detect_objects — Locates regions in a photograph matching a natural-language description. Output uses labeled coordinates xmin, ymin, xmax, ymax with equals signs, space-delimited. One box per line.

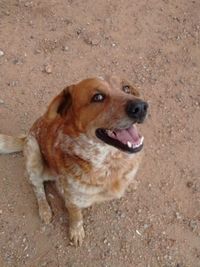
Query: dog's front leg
xmin=66 ymin=203 xmax=85 ymax=247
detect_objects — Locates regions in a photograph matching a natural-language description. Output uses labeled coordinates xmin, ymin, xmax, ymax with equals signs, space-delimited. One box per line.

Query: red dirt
xmin=0 ymin=0 xmax=200 ymax=266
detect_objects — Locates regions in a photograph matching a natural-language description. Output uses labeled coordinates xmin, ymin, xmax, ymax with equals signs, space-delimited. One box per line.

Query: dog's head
xmin=46 ymin=76 xmax=148 ymax=154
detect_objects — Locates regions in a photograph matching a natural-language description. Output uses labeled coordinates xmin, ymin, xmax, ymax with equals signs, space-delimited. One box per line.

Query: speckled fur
xmin=0 ymin=76 xmax=146 ymax=246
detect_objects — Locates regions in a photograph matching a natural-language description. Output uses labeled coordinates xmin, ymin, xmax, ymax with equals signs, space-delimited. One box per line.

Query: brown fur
xmin=0 ymin=76 xmax=147 ymax=246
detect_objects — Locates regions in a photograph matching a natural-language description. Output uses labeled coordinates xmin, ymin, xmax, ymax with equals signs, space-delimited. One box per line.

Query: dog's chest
xmin=54 ymin=133 xmax=143 ymax=207
xmin=58 ymin=150 xmax=142 ymax=208
xmin=95 ymin=152 xmax=141 ymax=197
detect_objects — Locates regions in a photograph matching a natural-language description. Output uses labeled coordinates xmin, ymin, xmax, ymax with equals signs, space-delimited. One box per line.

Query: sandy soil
xmin=0 ymin=0 xmax=200 ymax=266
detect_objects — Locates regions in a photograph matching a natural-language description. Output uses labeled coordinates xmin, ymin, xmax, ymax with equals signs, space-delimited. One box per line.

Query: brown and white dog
xmin=0 ymin=76 xmax=148 ymax=246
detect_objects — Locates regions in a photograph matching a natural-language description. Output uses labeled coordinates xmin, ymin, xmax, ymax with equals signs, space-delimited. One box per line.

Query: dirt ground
xmin=0 ymin=0 xmax=200 ymax=266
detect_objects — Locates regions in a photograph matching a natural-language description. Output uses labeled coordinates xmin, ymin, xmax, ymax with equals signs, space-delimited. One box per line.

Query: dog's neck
xmin=57 ymin=131 xmax=117 ymax=168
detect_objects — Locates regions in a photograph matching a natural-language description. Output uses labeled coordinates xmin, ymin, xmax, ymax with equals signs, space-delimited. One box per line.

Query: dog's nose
xmin=126 ymin=100 xmax=148 ymax=123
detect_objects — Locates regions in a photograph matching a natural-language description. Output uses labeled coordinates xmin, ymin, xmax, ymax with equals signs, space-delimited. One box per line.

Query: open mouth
xmin=95 ymin=125 xmax=144 ymax=153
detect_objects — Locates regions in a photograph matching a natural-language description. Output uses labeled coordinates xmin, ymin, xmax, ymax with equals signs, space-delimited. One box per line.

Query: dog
xmin=0 ymin=75 xmax=148 ymax=246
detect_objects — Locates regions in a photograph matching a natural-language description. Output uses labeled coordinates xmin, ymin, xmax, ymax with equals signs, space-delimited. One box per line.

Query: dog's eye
xmin=91 ymin=93 xmax=105 ymax=102
xmin=122 ymin=85 xmax=131 ymax=94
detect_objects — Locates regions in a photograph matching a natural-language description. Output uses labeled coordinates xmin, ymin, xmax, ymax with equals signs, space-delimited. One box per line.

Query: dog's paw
xmin=38 ymin=200 xmax=52 ymax=224
xmin=69 ymin=223 xmax=85 ymax=247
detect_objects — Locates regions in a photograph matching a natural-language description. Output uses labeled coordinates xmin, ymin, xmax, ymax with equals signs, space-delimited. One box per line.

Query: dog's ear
xmin=46 ymin=86 xmax=73 ymax=119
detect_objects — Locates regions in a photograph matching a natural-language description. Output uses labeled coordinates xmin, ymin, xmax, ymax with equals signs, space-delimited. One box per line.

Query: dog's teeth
xmin=135 ymin=142 xmax=140 ymax=148
xmin=107 ymin=130 xmax=113 ymax=136
xmin=127 ymin=141 xmax=132 ymax=148
xmin=132 ymin=136 xmax=144 ymax=148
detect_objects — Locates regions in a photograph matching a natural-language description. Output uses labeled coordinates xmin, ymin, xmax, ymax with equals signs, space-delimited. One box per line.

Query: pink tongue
xmin=114 ymin=125 xmax=140 ymax=144
xmin=127 ymin=126 xmax=140 ymax=141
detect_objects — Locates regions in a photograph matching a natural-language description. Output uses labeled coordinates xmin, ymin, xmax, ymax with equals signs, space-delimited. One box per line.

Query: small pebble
xmin=24 ymin=2 xmax=33 ymax=7
xmin=0 ymin=50 xmax=4 ymax=57
xmin=103 ymin=238 xmax=110 ymax=246
xmin=186 ymin=181 xmax=193 ymax=188
xmin=41 ymin=262 xmax=48 ymax=267
xmin=63 ymin=46 xmax=69 ymax=51
xmin=44 ymin=64 xmax=52 ymax=74
xmin=0 ymin=210 xmax=2 ymax=214
xmin=7 ymin=80 xmax=18 ymax=86
xmin=90 ymin=39 xmax=100 ymax=46
xmin=175 ymin=212 xmax=182 ymax=220
xmin=34 ymin=49 xmax=41 ymax=54
xmin=136 ymin=230 xmax=142 ymax=236
xmin=4 ymin=11 xmax=10 ymax=16
xmin=0 ymin=99 xmax=4 ymax=104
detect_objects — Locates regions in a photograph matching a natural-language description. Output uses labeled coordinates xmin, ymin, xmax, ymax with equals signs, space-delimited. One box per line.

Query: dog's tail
xmin=0 ymin=134 xmax=26 ymax=154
